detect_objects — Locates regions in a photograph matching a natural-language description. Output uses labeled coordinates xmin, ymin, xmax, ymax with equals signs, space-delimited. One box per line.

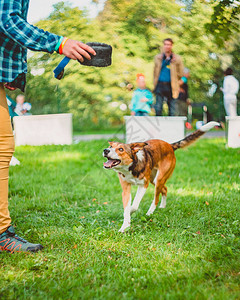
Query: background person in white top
xmin=221 ymin=68 xmax=239 ymax=117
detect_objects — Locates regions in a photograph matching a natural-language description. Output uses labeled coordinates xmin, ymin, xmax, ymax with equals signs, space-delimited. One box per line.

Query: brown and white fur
xmin=103 ymin=121 xmax=219 ymax=232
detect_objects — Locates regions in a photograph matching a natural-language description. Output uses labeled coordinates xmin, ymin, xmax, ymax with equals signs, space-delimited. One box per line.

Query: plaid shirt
xmin=0 ymin=0 xmax=62 ymax=91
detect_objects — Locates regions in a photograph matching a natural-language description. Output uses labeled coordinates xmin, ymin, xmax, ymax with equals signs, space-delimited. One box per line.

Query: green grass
xmin=1 ymin=138 xmax=240 ymax=299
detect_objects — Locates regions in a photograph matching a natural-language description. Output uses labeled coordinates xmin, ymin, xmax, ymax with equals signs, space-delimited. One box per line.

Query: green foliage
xmin=0 ymin=138 xmax=240 ymax=298
xmin=6 ymin=0 xmax=238 ymax=129
xmin=205 ymin=0 xmax=240 ymax=47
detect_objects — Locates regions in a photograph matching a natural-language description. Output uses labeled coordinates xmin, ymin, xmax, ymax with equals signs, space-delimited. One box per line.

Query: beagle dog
xmin=103 ymin=122 xmax=219 ymax=232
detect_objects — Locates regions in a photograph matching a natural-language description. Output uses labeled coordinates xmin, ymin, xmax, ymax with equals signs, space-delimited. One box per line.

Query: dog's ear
xmin=108 ymin=141 xmax=114 ymax=146
xmin=130 ymin=142 xmax=148 ymax=153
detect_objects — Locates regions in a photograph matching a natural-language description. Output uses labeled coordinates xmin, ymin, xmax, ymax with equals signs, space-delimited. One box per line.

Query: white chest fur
xmin=114 ymin=165 xmax=144 ymax=186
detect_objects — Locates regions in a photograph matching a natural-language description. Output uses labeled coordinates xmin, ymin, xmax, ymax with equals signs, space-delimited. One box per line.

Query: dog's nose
xmin=104 ymin=148 xmax=110 ymax=155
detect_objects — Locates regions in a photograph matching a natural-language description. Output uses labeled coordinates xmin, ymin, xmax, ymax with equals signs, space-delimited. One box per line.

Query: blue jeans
xmin=155 ymin=94 xmax=176 ymax=116
xmin=135 ymin=111 xmax=148 ymax=116
xmin=154 ymin=82 xmax=176 ymax=116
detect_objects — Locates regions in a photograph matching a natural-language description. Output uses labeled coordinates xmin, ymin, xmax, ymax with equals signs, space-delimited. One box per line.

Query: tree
xmin=205 ymin=0 xmax=240 ymax=46
xmin=6 ymin=0 xmax=235 ymax=129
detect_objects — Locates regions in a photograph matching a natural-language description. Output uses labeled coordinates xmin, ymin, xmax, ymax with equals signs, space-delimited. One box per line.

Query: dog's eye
xmin=119 ymin=148 xmax=124 ymax=152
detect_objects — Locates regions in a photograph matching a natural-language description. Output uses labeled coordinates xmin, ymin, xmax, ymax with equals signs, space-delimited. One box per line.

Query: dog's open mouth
xmin=104 ymin=158 xmax=121 ymax=168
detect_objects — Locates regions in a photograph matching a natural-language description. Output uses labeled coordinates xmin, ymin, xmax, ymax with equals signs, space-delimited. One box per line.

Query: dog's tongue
xmin=104 ymin=159 xmax=115 ymax=168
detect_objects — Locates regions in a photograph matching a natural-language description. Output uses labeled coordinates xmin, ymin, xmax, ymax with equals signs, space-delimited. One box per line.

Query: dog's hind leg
xmin=130 ymin=186 xmax=147 ymax=214
xmin=147 ymin=157 xmax=175 ymax=216
xmin=147 ymin=173 xmax=168 ymax=216
xmin=152 ymin=172 xmax=167 ymax=209
xmin=159 ymin=186 xmax=167 ymax=208
xmin=146 ymin=185 xmax=162 ymax=216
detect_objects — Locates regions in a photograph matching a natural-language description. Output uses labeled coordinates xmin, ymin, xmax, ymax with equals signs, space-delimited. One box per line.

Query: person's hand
xmin=159 ymin=53 xmax=164 ymax=60
xmin=151 ymin=107 xmax=156 ymax=114
xmin=131 ymin=111 xmax=136 ymax=116
xmin=140 ymin=97 xmax=148 ymax=102
xmin=179 ymin=79 xmax=184 ymax=86
xmin=179 ymin=87 xmax=185 ymax=93
xmin=62 ymin=39 xmax=96 ymax=62
xmin=4 ymin=83 xmax=17 ymax=91
xmin=171 ymin=53 xmax=176 ymax=62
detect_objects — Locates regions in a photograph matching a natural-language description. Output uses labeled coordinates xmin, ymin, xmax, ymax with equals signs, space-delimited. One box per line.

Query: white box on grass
xmin=225 ymin=116 xmax=240 ymax=148
xmin=124 ymin=116 xmax=187 ymax=144
xmin=13 ymin=113 xmax=73 ymax=146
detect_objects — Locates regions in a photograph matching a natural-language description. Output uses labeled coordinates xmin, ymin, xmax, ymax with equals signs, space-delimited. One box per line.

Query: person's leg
xmin=224 ymin=98 xmax=230 ymax=116
xmin=168 ymin=98 xmax=177 ymax=116
xmin=0 ymin=83 xmax=14 ymax=235
xmin=136 ymin=112 xmax=148 ymax=116
xmin=229 ymin=100 xmax=237 ymax=117
xmin=175 ymin=100 xmax=180 ymax=116
xmin=163 ymin=85 xmax=175 ymax=116
xmin=176 ymin=101 xmax=188 ymax=116
xmin=0 ymin=83 xmax=43 ymax=253
xmin=154 ymin=93 xmax=164 ymax=116
xmin=182 ymin=102 xmax=188 ymax=116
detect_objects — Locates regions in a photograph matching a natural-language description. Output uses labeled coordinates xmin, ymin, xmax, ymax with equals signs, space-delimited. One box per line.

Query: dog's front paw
xmin=146 ymin=210 xmax=152 ymax=216
xmin=118 ymin=223 xmax=130 ymax=233
xmin=146 ymin=203 xmax=156 ymax=216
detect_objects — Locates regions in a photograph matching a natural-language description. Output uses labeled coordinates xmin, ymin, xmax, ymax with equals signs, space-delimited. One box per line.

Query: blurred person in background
xmin=220 ymin=67 xmax=239 ymax=117
xmin=130 ymin=74 xmax=153 ymax=116
xmin=15 ymin=94 xmax=32 ymax=115
xmin=175 ymin=68 xmax=191 ymax=117
xmin=153 ymin=38 xmax=184 ymax=116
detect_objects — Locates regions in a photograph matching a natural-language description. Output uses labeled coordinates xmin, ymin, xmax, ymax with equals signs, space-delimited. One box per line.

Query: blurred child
xmin=15 ymin=94 xmax=32 ymax=116
xmin=130 ymin=74 xmax=153 ymax=116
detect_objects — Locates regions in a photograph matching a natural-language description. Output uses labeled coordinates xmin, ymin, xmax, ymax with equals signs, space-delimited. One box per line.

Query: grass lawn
xmin=1 ymin=138 xmax=239 ymax=299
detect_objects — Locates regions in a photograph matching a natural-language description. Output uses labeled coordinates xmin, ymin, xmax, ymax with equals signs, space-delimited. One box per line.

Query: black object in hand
xmin=78 ymin=42 xmax=112 ymax=67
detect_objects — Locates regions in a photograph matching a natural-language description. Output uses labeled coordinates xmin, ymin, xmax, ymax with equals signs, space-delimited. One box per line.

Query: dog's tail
xmin=171 ymin=121 xmax=220 ymax=151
